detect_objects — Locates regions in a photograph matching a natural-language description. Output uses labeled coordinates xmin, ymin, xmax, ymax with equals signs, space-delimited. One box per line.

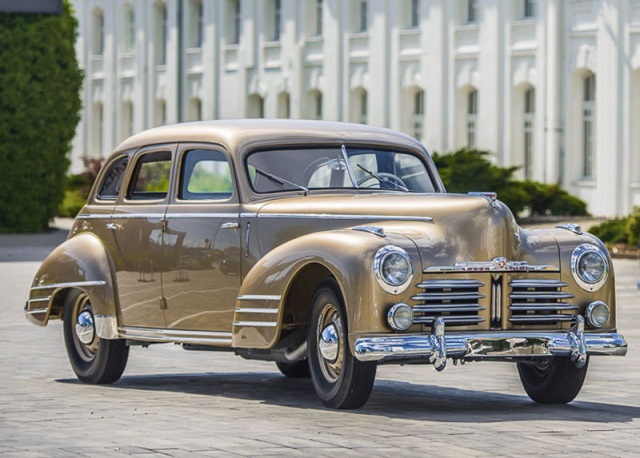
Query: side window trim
xmin=96 ymin=156 xmax=130 ymax=202
xmin=121 ymin=145 xmax=175 ymax=204
xmin=174 ymin=144 xmax=238 ymax=204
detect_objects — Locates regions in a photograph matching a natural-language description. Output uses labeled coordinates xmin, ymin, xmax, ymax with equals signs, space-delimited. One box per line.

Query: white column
xmin=544 ymin=0 xmax=562 ymax=184
xmin=477 ymin=0 xmax=501 ymax=156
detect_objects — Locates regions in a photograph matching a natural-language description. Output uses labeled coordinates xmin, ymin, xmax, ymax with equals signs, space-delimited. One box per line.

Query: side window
xmin=97 ymin=157 xmax=129 ymax=200
xmin=128 ymin=151 xmax=172 ymax=200
xmin=179 ymin=149 xmax=234 ymax=200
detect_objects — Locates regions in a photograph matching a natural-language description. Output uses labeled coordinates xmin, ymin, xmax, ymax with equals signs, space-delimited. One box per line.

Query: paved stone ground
xmin=1 ymin=226 xmax=639 ymax=457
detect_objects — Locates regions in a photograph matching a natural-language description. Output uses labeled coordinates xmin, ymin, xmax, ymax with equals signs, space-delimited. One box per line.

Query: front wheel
xmin=63 ymin=291 xmax=129 ymax=384
xmin=307 ymin=278 xmax=376 ymax=409
xmin=517 ymin=357 xmax=589 ymax=404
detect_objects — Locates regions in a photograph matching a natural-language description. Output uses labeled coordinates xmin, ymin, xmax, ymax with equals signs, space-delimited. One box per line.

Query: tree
xmin=0 ymin=1 xmax=83 ymax=232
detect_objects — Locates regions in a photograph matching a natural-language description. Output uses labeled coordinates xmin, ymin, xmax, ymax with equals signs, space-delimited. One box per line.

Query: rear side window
xmin=128 ymin=151 xmax=172 ymax=200
xmin=97 ymin=158 xmax=129 ymax=200
xmin=179 ymin=149 xmax=233 ymax=200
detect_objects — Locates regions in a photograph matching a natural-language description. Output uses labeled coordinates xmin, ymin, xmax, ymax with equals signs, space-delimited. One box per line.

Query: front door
xmin=111 ymin=145 xmax=175 ymax=328
xmin=161 ymin=145 xmax=241 ymax=332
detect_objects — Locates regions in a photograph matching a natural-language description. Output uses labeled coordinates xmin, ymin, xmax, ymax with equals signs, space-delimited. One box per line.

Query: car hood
xmin=255 ymin=193 xmax=560 ymax=270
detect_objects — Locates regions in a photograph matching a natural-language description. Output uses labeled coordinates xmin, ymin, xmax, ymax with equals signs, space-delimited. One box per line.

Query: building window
xmin=316 ymin=0 xmax=323 ymax=36
xmin=93 ymin=9 xmax=104 ymax=56
xmin=410 ymin=0 xmax=420 ymax=28
xmin=155 ymin=99 xmax=166 ymax=126
xmin=310 ymin=90 xmax=322 ymax=120
xmin=467 ymin=0 xmax=478 ymax=24
xmin=122 ymin=6 xmax=135 ymax=53
xmin=412 ymin=90 xmax=425 ymax=141
xmin=232 ymin=0 xmax=241 ymax=44
xmin=277 ymin=92 xmax=291 ymax=119
xmin=523 ymin=87 xmax=535 ymax=179
xmin=582 ymin=72 xmax=596 ymax=179
xmin=273 ymin=0 xmax=282 ymax=41
xmin=123 ymin=101 xmax=134 ymax=139
xmin=193 ymin=0 xmax=204 ymax=48
xmin=524 ymin=0 xmax=537 ymax=19
xmin=92 ymin=102 xmax=103 ymax=157
xmin=467 ymin=89 xmax=478 ymax=148
xmin=189 ymin=98 xmax=203 ymax=121
xmin=247 ymin=94 xmax=265 ymax=118
xmin=359 ymin=0 xmax=368 ymax=32
xmin=156 ymin=3 xmax=168 ymax=65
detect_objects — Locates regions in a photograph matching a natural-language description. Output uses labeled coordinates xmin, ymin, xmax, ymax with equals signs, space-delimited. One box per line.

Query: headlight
xmin=374 ymin=245 xmax=414 ymax=294
xmin=571 ymin=244 xmax=609 ymax=291
xmin=586 ymin=301 xmax=610 ymax=328
xmin=387 ymin=303 xmax=414 ymax=331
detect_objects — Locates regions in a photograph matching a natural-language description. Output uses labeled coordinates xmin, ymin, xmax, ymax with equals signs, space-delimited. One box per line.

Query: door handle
xmin=106 ymin=223 xmax=120 ymax=230
xmin=221 ymin=222 xmax=239 ymax=229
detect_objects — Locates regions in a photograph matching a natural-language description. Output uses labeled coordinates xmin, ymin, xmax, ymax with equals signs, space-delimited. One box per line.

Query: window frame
xmin=94 ymin=155 xmax=130 ymax=203
xmin=243 ymin=144 xmax=438 ymax=196
xmin=175 ymin=146 xmax=238 ymax=203
xmin=124 ymin=148 xmax=174 ymax=203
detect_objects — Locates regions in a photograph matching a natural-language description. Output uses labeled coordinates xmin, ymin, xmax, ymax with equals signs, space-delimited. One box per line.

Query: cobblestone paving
xmin=1 ymin=229 xmax=639 ymax=456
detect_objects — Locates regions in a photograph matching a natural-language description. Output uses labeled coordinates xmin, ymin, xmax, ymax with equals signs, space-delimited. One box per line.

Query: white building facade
xmin=69 ymin=0 xmax=640 ymax=216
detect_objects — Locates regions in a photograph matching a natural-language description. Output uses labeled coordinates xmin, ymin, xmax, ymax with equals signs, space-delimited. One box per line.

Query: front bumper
xmin=354 ymin=317 xmax=627 ymax=369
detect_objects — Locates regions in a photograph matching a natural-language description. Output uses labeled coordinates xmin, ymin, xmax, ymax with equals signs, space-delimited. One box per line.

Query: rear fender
xmin=26 ymin=232 xmax=119 ymax=339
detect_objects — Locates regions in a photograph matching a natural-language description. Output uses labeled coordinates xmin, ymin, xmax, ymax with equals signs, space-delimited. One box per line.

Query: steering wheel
xmin=357 ymin=173 xmax=409 ymax=190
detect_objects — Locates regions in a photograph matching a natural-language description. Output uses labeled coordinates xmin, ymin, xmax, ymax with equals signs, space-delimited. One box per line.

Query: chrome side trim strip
xmin=25 ymin=307 xmax=48 ymax=315
xmin=111 ymin=214 xmax=164 ymax=219
xmin=95 ymin=315 xmax=119 ymax=339
xmin=233 ymin=321 xmax=278 ymax=327
xmin=240 ymin=212 xmax=258 ymax=218
xmin=258 ymin=213 xmax=433 ymax=223
xmin=235 ymin=308 xmax=279 ymax=314
xmin=77 ymin=214 xmax=110 ymax=219
xmin=120 ymin=327 xmax=232 ymax=337
xmin=165 ymin=213 xmax=239 ymax=219
xmin=118 ymin=327 xmax=233 ymax=345
xmin=30 ymin=280 xmax=107 ymax=291
xmin=237 ymin=295 xmax=282 ymax=301
xmin=27 ymin=296 xmax=51 ymax=303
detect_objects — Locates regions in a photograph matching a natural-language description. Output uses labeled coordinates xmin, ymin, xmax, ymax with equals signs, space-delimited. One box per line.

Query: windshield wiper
xmin=254 ymin=167 xmax=309 ymax=196
xmin=356 ymin=164 xmax=409 ymax=192
xmin=341 ymin=145 xmax=359 ymax=188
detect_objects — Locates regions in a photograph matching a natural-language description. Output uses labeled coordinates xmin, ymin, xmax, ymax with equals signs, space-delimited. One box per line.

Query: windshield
xmin=246 ymin=146 xmax=437 ymax=194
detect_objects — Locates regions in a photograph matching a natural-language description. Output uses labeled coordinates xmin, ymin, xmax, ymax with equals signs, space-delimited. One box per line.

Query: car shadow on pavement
xmin=57 ymin=371 xmax=640 ymax=423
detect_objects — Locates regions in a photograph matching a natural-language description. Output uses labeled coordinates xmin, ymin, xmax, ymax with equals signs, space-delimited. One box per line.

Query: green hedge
xmin=432 ymin=149 xmax=589 ymax=218
xmin=589 ymin=207 xmax=640 ymax=247
xmin=0 ymin=1 xmax=82 ymax=231
xmin=58 ymin=158 xmax=103 ymax=218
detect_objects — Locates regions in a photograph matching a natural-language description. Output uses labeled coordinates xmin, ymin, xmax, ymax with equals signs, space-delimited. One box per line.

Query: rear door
xmin=161 ymin=144 xmax=241 ymax=332
xmin=111 ymin=145 xmax=175 ymax=328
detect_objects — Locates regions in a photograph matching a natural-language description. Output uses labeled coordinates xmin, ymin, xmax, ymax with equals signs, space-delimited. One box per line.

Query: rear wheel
xmin=517 ymin=357 xmax=589 ymax=404
xmin=63 ymin=291 xmax=129 ymax=384
xmin=307 ymin=278 xmax=376 ymax=409
xmin=276 ymin=360 xmax=310 ymax=378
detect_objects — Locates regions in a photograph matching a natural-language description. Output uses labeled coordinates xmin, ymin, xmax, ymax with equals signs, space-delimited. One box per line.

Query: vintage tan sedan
xmin=26 ymin=120 xmax=627 ymax=409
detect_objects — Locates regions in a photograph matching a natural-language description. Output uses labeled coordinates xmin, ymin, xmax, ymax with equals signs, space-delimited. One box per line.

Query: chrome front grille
xmin=412 ymin=279 xmax=486 ymax=326
xmin=508 ymin=279 xmax=577 ymax=324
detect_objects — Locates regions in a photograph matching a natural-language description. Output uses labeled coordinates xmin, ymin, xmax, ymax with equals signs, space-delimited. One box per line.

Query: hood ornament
xmin=425 ymin=257 xmax=559 ymax=273
xmin=468 ymin=192 xmax=498 ymax=208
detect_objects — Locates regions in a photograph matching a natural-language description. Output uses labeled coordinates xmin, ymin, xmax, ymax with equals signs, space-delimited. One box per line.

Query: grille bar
xmin=508 ymin=292 xmax=575 ymax=300
xmin=414 ymin=315 xmax=486 ymax=324
xmin=412 ymin=292 xmax=485 ymax=301
xmin=413 ymin=304 xmax=485 ymax=313
xmin=509 ymin=315 xmax=575 ymax=323
xmin=508 ymin=277 xmax=576 ymax=325
xmin=413 ymin=278 xmax=485 ymax=327
xmin=510 ymin=302 xmax=579 ymax=311
xmin=416 ymin=280 xmax=485 ymax=289
xmin=509 ymin=279 xmax=568 ymax=288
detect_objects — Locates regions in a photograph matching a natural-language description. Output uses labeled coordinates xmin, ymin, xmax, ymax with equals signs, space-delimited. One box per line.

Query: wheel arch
xmin=26 ymin=232 xmax=120 ymax=339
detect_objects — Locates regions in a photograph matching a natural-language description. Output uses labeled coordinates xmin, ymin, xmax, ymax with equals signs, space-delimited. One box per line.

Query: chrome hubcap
xmin=319 ymin=324 xmax=339 ymax=362
xmin=75 ymin=310 xmax=95 ymax=345
xmin=316 ymin=303 xmax=344 ymax=383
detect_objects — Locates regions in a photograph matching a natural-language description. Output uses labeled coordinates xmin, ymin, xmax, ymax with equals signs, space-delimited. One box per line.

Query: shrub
xmin=0 ymin=2 xmax=83 ymax=231
xmin=589 ymin=218 xmax=629 ymax=245
xmin=58 ymin=157 xmax=104 ymax=218
xmin=432 ymin=149 xmax=588 ymax=218
xmin=625 ymin=207 xmax=640 ymax=246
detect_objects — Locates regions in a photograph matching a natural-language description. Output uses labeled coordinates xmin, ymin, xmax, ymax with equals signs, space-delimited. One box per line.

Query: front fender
xmin=26 ymin=232 xmax=119 ymax=338
xmin=232 ymin=229 xmax=420 ymax=349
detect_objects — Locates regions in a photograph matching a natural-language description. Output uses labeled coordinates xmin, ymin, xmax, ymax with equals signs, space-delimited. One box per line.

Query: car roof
xmin=114 ymin=119 xmax=427 ymax=159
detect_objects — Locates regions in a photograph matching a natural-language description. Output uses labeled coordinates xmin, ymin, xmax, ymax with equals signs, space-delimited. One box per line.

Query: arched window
xmin=582 ymin=72 xmax=596 ymax=178
xmin=189 ymin=98 xmax=202 ymax=121
xmin=350 ymin=89 xmax=368 ymax=124
xmin=155 ymin=3 xmax=168 ymax=65
xmin=523 ymin=87 xmax=535 ymax=179
xmin=93 ymin=9 xmax=104 ymax=56
xmin=123 ymin=101 xmax=134 ymax=139
xmin=524 ymin=0 xmax=537 ymax=19
xmin=308 ymin=90 xmax=322 ymax=120
xmin=155 ymin=99 xmax=166 ymax=126
xmin=277 ymin=92 xmax=291 ymax=118
xmin=467 ymin=88 xmax=478 ymax=148
xmin=247 ymin=94 xmax=265 ymax=118
xmin=92 ymin=102 xmax=103 ymax=157
xmin=122 ymin=6 xmax=135 ymax=52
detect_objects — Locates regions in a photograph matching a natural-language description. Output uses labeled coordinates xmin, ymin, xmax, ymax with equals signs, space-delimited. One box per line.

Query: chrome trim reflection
xmin=237 ymin=295 xmax=282 ymax=301
xmin=352 ymin=226 xmax=386 ymax=237
xmin=258 ymin=213 xmax=433 ymax=223
xmin=119 ymin=327 xmax=233 ymax=345
xmin=25 ymin=307 xmax=48 ymax=315
xmin=166 ymin=213 xmax=240 ymax=219
xmin=373 ymin=245 xmax=414 ymax=295
xmin=110 ymin=214 xmax=164 ymax=219
xmin=233 ymin=321 xmax=278 ymax=327
xmin=27 ymin=296 xmax=51 ymax=303
xmin=425 ymin=257 xmax=559 ymax=273
xmin=95 ymin=315 xmax=119 ymax=339
xmin=235 ymin=308 xmax=279 ymax=314
xmin=556 ymin=223 xmax=583 ymax=235
xmin=30 ymin=281 xmax=107 ymax=291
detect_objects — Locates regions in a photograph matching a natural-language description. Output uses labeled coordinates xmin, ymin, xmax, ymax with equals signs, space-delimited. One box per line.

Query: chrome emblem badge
xmin=493 ymin=257 xmax=507 ymax=269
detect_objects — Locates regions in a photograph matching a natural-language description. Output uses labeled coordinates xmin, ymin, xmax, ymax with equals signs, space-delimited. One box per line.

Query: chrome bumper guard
xmin=354 ymin=317 xmax=627 ymax=370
